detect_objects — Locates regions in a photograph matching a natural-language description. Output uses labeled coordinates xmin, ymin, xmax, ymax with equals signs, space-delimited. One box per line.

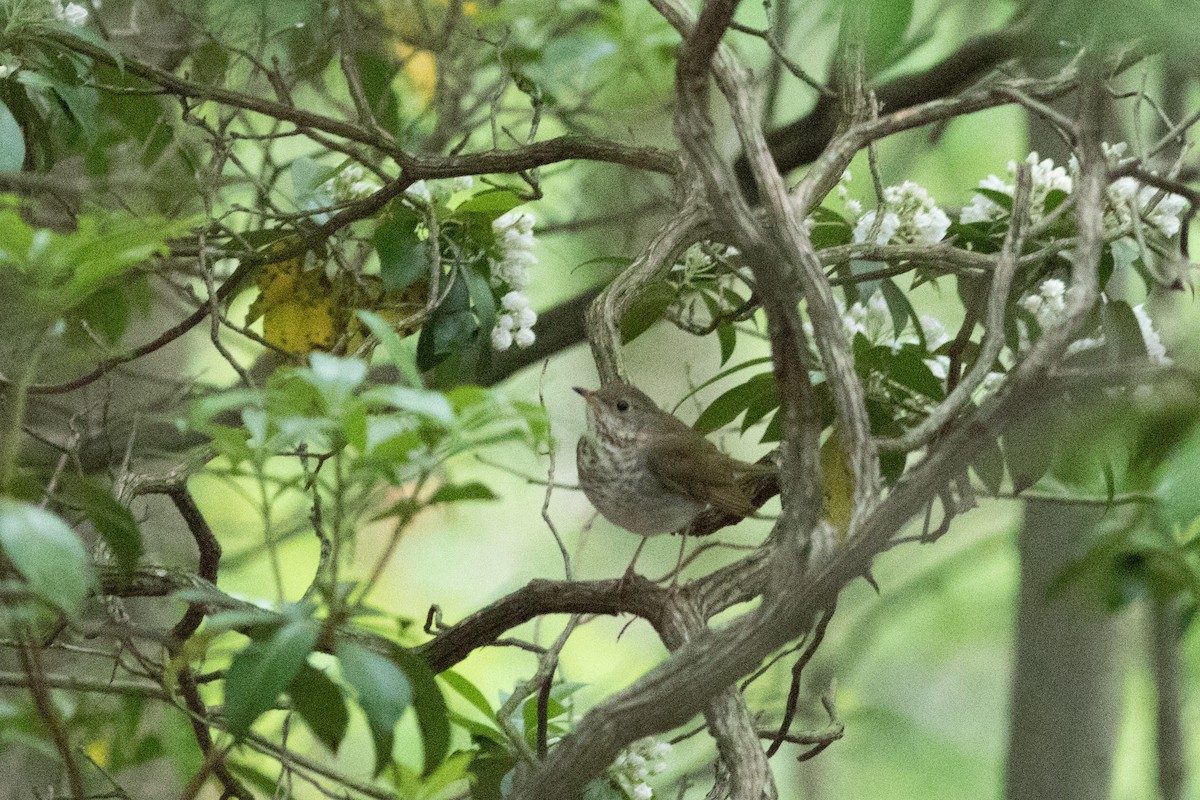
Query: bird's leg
xmin=614 ymin=535 xmax=650 ymax=605
xmin=622 ymin=535 xmax=650 ymax=582
xmin=668 ymin=531 xmax=689 ymax=587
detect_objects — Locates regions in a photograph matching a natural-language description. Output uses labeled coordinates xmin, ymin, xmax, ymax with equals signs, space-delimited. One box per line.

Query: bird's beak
xmin=573 ymin=386 xmax=595 ymax=403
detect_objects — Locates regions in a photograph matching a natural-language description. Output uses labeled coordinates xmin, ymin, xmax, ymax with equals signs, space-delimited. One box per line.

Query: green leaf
xmin=975 ymin=188 xmax=1014 ymax=213
xmin=336 ymin=641 xmax=412 ymax=775
xmin=880 ymin=278 xmax=924 ymax=349
xmin=352 ymin=51 xmax=400 ymax=133
xmin=417 ymin=272 xmax=474 ymax=371
xmin=455 ymin=189 xmax=524 ymax=219
xmin=717 ymin=321 xmax=736 ymax=365
xmin=429 ymin=482 xmax=498 ymax=503
xmin=1004 ymin=413 xmax=1057 ymax=494
xmin=464 ymin=266 xmax=497 ymax=334
xmin=356 ymin=310 xmax=423 ymax=386
xmin=865 ymin=0 xmax=913 ymax=71
xmin=289 ymin=664 xmax=349 ymax=753
xmin=299 ymin=354 xmax=368 ymax=413
xmin=59 ymin=475 xmax=142 ymax=578
xmin=971 ymin=436 xmax=1006 ymax=495
xmin=374 ymin=208 xmax=429 ymax=291
xmin=191 ymin=41 xmax=230 ymax=85
xmin=441 ymin=670 xmax=499 ymax=722
xmin=0 ymin=100 xmax=25 ymax=172
xmin=694 ymin=375 xmax=775 ymax=434
xmin=1044 ymin=188 xmax=1069 ymax=215
xmin=360 ymin=385 xmax=455 ymax=424
xmin=809 ymin=206 xmax=853 ymax=249
xmin=392 ymin=648 xmax=451 ymax=775
xmin=619 ymin=280 xmax=675 ymax=344
xmin=1101 ymin=299 xmax=1149 ymax=363
xmin=0 ymin=499 xmax=94 ymax=618
xmin=223 ymin=618 xmax=320 ymax=740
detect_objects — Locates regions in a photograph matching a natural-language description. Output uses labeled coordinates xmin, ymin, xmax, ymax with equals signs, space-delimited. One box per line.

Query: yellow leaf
xmin=394 ymin=44 xmax=437 ymax=102
xmin=821 ymin=428 xmax=854 ymax=541
xmin=250 ymin=250 xmax=348 ymax=355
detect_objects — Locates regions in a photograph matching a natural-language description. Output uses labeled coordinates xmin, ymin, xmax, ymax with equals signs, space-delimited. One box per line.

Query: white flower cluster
xmin=960 ymin=146 xmax=1188 ymax=239
xmin=53 ymin=0 xmax=88 ymax=26
xmin=960 ymin=152 xmax=1073 ymax=225
xmin=609 ymin=737 xmax=670 ymax=800
xmin=852 ymin=181 xmax=950 ymax=246
xmin=322 ymin=164 xmax=380 ymax=203
xmin=1106 ymin=177 xmax=1188 ymax=238
xmin=405 ymin=175 xmax=474 ymax=203
xmin=489 ymin=209 xmax=537 ymax=291
xmin=488 ymin=209 xmax=539 ymax=350
xmin=1017 ymin=278 xmax=1170 ymax=365
xmin=490 ymin=290 xmax=537 ymax=351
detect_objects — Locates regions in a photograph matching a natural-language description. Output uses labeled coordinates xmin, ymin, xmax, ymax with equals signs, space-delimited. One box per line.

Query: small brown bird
xmin=574 ymin=384 xmax=775 ymax=574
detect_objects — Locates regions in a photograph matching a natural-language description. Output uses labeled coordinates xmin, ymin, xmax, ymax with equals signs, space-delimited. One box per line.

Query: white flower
xmin=490 ymin=326 xmax=513 ymax=352
xmin=322 ymin=164 xmax=380 ymax=203
xmin=407 ymin=180 xmax=431 ymax=201
xmin=496 ymin=313 xmax=515 ymax=331
xmin=1132 ymin=304 xmax=1171 ymax=365
xmin=0 ymin=65 xmax=9 ymax=79
xmin=1020 ymin=278 xmax=1068 ymax=329
xmin=501 ymin=291 xmax=530 ymax=311
xmin=844 ymin=198 xmax=863 ymax=217
xmin=450 ymin=175 xmax=474 ymax=193
xmin=632 ymin=784 xmax=653 ymax=800
xmin=516 ymin=307 xmax=537 ymax=328
xmin=853 ymin=181 xmax=949 ymax=245
xmin=56 ymin=1 xmax=88 ymax=26
xmin=919 ymin=315 xmax=950 ymax=349
xmin=514 ymin=327 xmax=536 ymax=348
xmin=960 ymin=174 xmax=1012 ymax=224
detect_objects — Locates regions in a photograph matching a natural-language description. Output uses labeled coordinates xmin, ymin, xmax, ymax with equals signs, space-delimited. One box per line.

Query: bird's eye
xmin=616 ymin=400 xmax=630 ymax=412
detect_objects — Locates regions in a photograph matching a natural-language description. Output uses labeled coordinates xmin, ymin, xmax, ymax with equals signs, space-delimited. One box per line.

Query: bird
xmin=574 ymin=383 xmax=776 ymax=578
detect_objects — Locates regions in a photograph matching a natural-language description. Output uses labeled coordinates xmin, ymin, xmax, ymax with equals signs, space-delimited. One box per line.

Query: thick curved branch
xmin=735 ymin=12 xmax=1059 ymax=192
xmin=586 ymin=201 xmax=711 ymax=384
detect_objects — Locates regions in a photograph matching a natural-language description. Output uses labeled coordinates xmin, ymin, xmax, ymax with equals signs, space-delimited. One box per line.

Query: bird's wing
xmin=645 ymin=434 xmax=763 ymax=518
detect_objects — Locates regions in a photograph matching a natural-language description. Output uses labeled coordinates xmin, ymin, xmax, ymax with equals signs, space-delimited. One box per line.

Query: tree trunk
xmin=1004 ymin=500 xmax=1122 ymax=800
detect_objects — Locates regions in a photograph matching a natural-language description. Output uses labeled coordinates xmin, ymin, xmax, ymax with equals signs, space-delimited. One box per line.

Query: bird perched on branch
xmin=574 ymin=383 xmax=776 ymax=577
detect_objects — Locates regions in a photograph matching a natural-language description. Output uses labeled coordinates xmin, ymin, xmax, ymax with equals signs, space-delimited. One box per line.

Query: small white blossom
xmin=496 ymin=313 xmax=515 ymax=331
xmin=0 ymin=65 xmax=9 ymax=79
xmin=960 ymin=174 xmax=1013 ymax=224
xmin=1106 ymin=177 xmax=1188 ymax=238
xmin=516 ymin=307 xmax=537 ymax=328
xmin=608 ymin=738 xmax=670 ymax=800
xmin=501 ymin=290 xmax=530 ymax=311
xmin=514 ymin=327 xmax=536 ymax=348
xmin=490 ymin=326 xmax=513 ymax=351
xmin=322 ymin=164 xmax=380 ymax=203
xmin=450 ymin=175 xmax=474 ymax=193
xmin=406 ymin=180 xmax=431 ymax=202
xmin=844 ymin=198 xmax=863 ymax=217
xmin=853 ymin=210 xmax=901 ymax=245
xmin=55 ymin=1 xmax=88 ymax=26
xmin=1132 ymin=303 xmax=1171 ymax=365
xmin=919 ymin=315 xmax=950 ymax=350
